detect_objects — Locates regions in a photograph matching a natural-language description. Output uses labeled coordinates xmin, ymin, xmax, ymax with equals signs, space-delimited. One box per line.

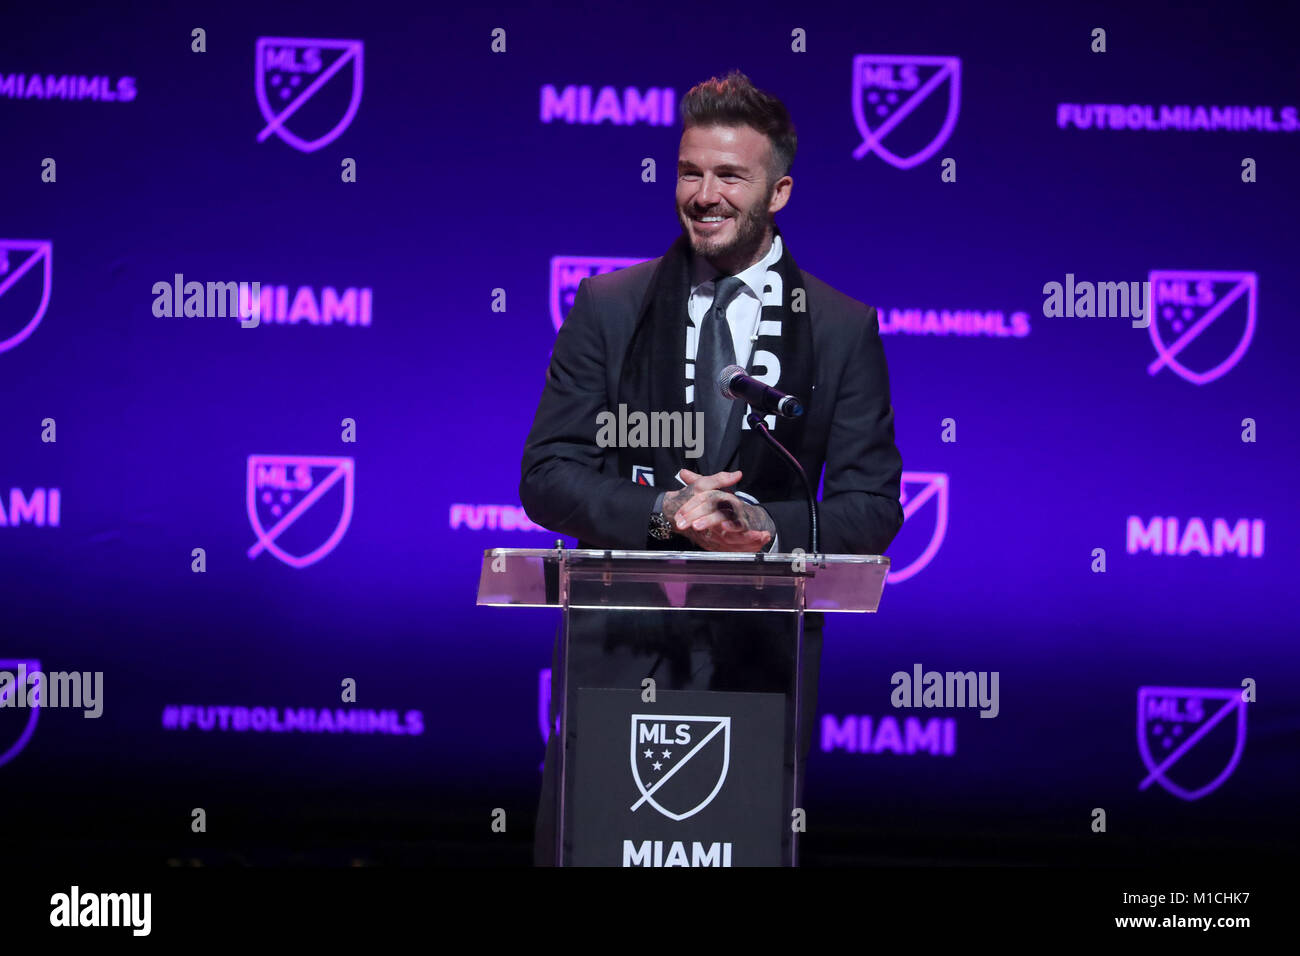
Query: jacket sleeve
xmin=761 ymin=304 xmax=904 ymax=554
xmin=519 ymin=277 xmax=660 ymax=548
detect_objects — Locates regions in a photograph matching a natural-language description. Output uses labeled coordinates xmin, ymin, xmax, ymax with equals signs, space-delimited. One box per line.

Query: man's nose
xmin=693 ymin=174 xmax=722 ymax=206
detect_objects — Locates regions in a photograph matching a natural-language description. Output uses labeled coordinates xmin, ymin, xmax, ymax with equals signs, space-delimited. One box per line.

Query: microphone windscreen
xmin=718 ymin=364 xmax=746 ymax=400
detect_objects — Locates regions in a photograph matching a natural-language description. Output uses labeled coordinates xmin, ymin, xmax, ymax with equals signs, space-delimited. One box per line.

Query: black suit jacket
xmin=520 ymin=252 xmax=904 ymax=555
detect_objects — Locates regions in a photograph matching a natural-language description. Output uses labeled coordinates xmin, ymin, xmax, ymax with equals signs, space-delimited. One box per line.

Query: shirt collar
xmin=690 ymin=232 xmax=784 ymax=302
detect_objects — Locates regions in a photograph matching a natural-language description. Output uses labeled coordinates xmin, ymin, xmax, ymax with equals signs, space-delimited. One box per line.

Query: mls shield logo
xmin=0 ymin=659 xmax=40 ymax=770
xmin=549 ymin=256 xmax=643 ymax=331
xmin=246 ymin=455 xmax=355 ymax=569
xmin=630 ymin=714 xmax=730 ymax=821
xmin=887 ymin=471 xmax=949 ymax=583
xmin=852 ymin=55 xmax=961 ymax=169
xmin=0 ymin=240 xmax=53 ymax=354
xmin=1147 ymin=271 xmax=1257 ymax=385
xmin=1138 ymin=686 xmax=1247 ymax=801
xmin=255 ymin=37 xmax=364 ymax=152
xmin=632 ymin=465 xmax=655 ymax=487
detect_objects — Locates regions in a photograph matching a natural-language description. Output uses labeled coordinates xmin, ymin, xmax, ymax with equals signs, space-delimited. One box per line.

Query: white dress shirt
xmin=667 ymin=233 xmax=785 ymax=551
xmin=686 ymin=233 xmax=784 ymax=377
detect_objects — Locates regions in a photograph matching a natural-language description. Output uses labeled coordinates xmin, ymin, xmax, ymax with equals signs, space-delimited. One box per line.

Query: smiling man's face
xmin=676 ymin=123 xmax=792 ymax=275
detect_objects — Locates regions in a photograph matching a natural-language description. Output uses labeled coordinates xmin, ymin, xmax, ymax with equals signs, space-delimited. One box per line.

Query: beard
xmin=678 ymin=182 xmax=775 ymax=267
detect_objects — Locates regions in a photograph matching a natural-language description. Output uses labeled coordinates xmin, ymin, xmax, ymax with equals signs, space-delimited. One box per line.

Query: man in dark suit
xmin=519 ymin=70 xmax=903 ymax=864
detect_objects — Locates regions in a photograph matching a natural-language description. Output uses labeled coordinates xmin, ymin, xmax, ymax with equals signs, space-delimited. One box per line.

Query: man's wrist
xmin=648 ymin=492 xmax=672 ymax=541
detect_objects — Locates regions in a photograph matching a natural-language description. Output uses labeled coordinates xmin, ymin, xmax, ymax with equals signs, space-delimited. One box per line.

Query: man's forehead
xmin=678 ymin=124 xmax=768 ymax=166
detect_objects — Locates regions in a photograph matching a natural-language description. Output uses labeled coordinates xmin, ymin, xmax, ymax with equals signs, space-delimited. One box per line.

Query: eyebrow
xmin=677 ymin=160 xmax=752 ymax=175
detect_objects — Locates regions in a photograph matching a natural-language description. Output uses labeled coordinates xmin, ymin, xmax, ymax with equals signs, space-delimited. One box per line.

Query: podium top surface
xmin=476 ymin=548 xmax=890 ymax=613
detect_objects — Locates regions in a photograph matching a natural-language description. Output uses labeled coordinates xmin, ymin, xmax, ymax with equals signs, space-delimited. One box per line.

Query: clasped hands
xmin=660 ymin=469 xmax=775 ymax=553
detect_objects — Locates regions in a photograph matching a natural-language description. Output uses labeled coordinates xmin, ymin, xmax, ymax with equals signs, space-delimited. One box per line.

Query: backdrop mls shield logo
xmin=246 ymin=455 xmax=355 ymax=569
xmin=0 ymin=659 xmax=40 ymax=769
xmin=1146 ymin=270 xmax=1257 ymax=385
xmin=255 ymin=37 xmax=364 ymax=152
xmin=1137 ymin=686 xmax=1246 ymax=801
xmin=888 ymin=471 xmax=948 ymax=583
xmin=0 ymin=240 xmax=53 ymax=354
xmin=852 ymin=55 xmax=961 ymax=169
xmin=549 ymin=256 xmax=643 ymax=331
xmin=629 ymin=714 xmax=731 ymax=821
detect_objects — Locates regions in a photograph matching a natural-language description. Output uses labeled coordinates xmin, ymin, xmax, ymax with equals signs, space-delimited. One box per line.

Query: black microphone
xmin=717 ymin=365 xmax=804 ymax=419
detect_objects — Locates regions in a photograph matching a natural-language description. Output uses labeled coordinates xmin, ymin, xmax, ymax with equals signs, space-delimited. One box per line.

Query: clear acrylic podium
xmin=477 ymin=547 xmax=889 ymax=867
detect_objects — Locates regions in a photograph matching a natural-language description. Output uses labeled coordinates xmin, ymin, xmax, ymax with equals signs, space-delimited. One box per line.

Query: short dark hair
xmin=680 ymin=70 xmax=797 ymax=184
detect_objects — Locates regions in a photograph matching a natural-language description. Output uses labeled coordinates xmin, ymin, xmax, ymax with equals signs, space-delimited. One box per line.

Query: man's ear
xmin=768 ymin=174 xmax=792 ymax=215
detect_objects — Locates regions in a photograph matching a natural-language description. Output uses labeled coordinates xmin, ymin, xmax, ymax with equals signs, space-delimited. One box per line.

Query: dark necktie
xmin=695 ymin=274 xmax=747 ymax=474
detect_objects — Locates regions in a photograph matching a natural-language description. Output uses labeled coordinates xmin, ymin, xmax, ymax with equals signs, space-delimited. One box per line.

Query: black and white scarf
xmin=616 ymin=226 xmax=815 ymax=548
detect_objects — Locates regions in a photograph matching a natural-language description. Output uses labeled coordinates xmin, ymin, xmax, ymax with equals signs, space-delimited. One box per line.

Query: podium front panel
xmin=555 ymin=605 xmax=809 ymax=866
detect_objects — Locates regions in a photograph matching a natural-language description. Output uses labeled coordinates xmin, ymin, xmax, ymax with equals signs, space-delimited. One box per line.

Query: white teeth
xmin=698 ymin=216 xmax=724 ymax=222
